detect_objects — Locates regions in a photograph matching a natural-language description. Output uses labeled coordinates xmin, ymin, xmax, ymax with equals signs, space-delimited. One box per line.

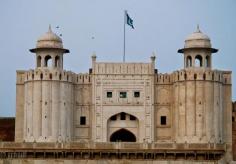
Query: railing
xmin=0 ymin=142 xmax=226 ymax=160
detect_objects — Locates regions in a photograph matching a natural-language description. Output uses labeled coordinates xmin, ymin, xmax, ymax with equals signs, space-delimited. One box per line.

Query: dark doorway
xmin=110 ymin=129 xmax=136 ymax=142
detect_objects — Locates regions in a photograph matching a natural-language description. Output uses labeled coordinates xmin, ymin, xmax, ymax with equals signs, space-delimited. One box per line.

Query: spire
xmin=196 ymin=24 xmax=201 ymax=33
xmin=48 ymin=24 xmax=52 ymax=33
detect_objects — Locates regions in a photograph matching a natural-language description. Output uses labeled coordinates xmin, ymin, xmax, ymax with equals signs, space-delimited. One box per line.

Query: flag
xmin=125 ymin=11 xmax=134 ymax=29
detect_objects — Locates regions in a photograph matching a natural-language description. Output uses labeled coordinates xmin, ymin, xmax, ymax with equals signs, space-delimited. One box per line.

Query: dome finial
xmin=196 ymin=24 xmax=201 ymax=33
xmin=48 ymin=24 xmax=52 ymax=33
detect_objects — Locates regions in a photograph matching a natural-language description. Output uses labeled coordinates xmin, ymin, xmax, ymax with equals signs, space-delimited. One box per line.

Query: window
xmin=160 ymin=116 xmax=166 ymax=125
xmin=130 ymin=115 xmax=136 ymax=121
xmin=120 ymin=92 xmax=127 ymax=98
xmin=120 ymin=112 xmax=126 ymax=120
xmin=80 ymin=116 xmax=86 ymax=125
xmin=107 ymin=92 xmax=112 ymax=98
xmin=134 ymin=91 xmax=140 ymax=98
xmin=110 ymin=115 xmax=117 ymax=121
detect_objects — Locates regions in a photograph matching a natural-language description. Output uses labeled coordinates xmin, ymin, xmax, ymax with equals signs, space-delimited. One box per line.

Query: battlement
xmin=23 ymin=69 xmax=92 ymax=85
xmin=170 ymin=69 xmax=231 ymax=84
xmin=94 ymin=62 xmax=154 ymax=75
xmin=16 ymin=70 xmax=26 ymax=84
xmin=24 ymin=69 xmax=75 ymax=83
xmin=155 ymin=73 xmax=172 ymax=84
xmin=75 ymin=73 xmax=92 ymax=84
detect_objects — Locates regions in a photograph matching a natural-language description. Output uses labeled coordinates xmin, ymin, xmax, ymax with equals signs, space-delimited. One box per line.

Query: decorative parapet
xmin=0 ymin=142 xmax=226 ymax=160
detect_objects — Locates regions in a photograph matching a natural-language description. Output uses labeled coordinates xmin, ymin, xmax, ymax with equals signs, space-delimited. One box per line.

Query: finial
xmin=48 ymin=24 xmax=52 ymax=32
xmin=150 ymin=52 xmax=156 ymax=62
xmin=91 ymin=52 xmax=97 ymax=62
xmin=196 ymin=24 xmax=201 ymax=33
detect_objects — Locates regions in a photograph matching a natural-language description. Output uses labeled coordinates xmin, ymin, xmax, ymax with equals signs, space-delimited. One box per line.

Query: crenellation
xmin=156 ymin=73 xmax=172 ymax=84
xmin=76 ymin=73 xmax=92 ymax=84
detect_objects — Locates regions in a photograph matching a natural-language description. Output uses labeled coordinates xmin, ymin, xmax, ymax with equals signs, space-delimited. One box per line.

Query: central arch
xmin=110 ymin=129 xmax=136 ymax=142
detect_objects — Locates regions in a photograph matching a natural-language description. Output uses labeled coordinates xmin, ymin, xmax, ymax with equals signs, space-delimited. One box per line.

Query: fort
xmin=0 ymin=26 xmax=234 ymax=163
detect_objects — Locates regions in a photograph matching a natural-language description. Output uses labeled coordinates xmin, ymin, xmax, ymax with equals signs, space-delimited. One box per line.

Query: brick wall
xmin=0 ymin=117 xmax=15 ymax=141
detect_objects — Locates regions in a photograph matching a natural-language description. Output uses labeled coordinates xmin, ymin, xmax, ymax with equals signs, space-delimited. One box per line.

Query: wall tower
xmin=21 ymin=26 xmax=73 ymax=142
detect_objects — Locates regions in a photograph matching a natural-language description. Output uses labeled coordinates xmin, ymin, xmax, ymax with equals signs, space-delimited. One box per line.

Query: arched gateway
xmin=107 ymin=112 xmax=139 ymax=142
xmin=110 ymin=129 xmax=136 ymax=142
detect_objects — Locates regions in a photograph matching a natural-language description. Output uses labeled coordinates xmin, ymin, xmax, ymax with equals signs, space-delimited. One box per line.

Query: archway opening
xmin=55 ymin=56 xmax=60 ymax=67
xmin=37 ymin=56 xmax=41 ymax=67
xmin=110 ymin=129 xmax=136 ymax=142
xmin=45 ymin=55 xmax=52 ymax=67
xmin=206 ymin=55 xmax=210 ymax=67
xmin=186 ymin=56 xmax=192 ymax=67
xmin=195 ymin=55 xmax=202 ymax=67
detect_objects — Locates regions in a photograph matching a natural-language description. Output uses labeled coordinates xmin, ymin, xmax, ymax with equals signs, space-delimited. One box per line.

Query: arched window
xmin=55 ymin=56 xmax=60 ymax=67
xmin=195 ymin=55 xmax=202 ymax=67
xmin=37 ymin=56 xmax=41 ymax=67
xmin=206 ymin=56 xmax=210 ymax=67
xmin=186 ymin=56 xmax=192 ymax=67
xmin=45 ymin=55 xmax=52 ymax=67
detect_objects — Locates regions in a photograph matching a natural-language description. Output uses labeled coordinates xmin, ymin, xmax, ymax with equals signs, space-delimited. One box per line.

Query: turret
xmin=30 ymin=25 xmax=69 ymax=69
xmin=178 ymin=25 xmax=218 ymax=69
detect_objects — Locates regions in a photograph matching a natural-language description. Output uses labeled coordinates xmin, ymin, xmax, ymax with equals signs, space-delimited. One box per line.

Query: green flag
xmin=125 ymin=11 xmax=134 ymax=29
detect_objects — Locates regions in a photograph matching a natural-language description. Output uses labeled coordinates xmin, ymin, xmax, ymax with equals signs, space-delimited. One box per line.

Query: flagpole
xmin=123 ymin=10 xmax=126 ymax=62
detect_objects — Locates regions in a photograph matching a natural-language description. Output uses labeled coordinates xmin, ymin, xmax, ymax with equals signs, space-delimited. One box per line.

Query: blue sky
xmin=0 ymin=0 xmax=235 ymax=116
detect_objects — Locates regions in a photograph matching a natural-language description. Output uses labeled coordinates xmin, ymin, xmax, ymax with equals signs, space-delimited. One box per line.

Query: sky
xmin=0 ymin=0 xmax=235 ymax=116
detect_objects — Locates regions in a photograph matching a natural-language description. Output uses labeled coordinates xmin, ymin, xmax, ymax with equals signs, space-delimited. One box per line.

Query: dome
xmin=30 ymin=25 xmax=69 ymax=53
xmin=178 ymin=25 xmax=218 ymax=53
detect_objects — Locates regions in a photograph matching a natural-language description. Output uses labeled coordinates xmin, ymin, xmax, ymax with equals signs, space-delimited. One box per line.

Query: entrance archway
xmin=110 ymin=129 xmax=136 ymax=142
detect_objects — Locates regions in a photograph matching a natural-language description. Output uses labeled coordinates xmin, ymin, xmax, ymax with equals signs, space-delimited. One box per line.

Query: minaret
xmin=178 ymin=25 xmax=218 ymax=69
xmin=30 ymin=25 xmax=69 ymax=69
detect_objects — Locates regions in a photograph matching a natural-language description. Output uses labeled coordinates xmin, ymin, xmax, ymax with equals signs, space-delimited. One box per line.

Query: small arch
xmin=206 ymin=55 xmax=210 ymax=67
xmin=59 ymin=74 xmax=62 ymax=80
xmin=49 ymin=73 xmax=52 ymax=80
xmin=37 ymin=56 xmax=41 ymax=67
xmin=55 ymin=56 xmax=60 ymax=67
xmin=45 ymin=55 xmax=52 ymax=67
xmin=195 ymin=55 xmax=203 ymax=67
xmin=32 ymin=74 xmax=34 ymax=80
xmin=186 ymin=56 xmax=192 ymax=67
xmin=203 ymin=73 xmax=206 ymax=80
xmin=40 ymin=73 xmax=43 ymax=80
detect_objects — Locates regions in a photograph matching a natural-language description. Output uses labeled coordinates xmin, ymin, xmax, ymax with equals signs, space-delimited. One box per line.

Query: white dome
xmin=185 ymin=31 xmax=210 ymax=41
xmin=30 ymin=26 xmax=69 ymax=53
xmin=178 ymin=26 xmax=218 ymax=53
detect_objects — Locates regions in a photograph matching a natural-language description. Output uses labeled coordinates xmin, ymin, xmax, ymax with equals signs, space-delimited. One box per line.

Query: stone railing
xmin=0 ymin=142 xmax=226 ymax=160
